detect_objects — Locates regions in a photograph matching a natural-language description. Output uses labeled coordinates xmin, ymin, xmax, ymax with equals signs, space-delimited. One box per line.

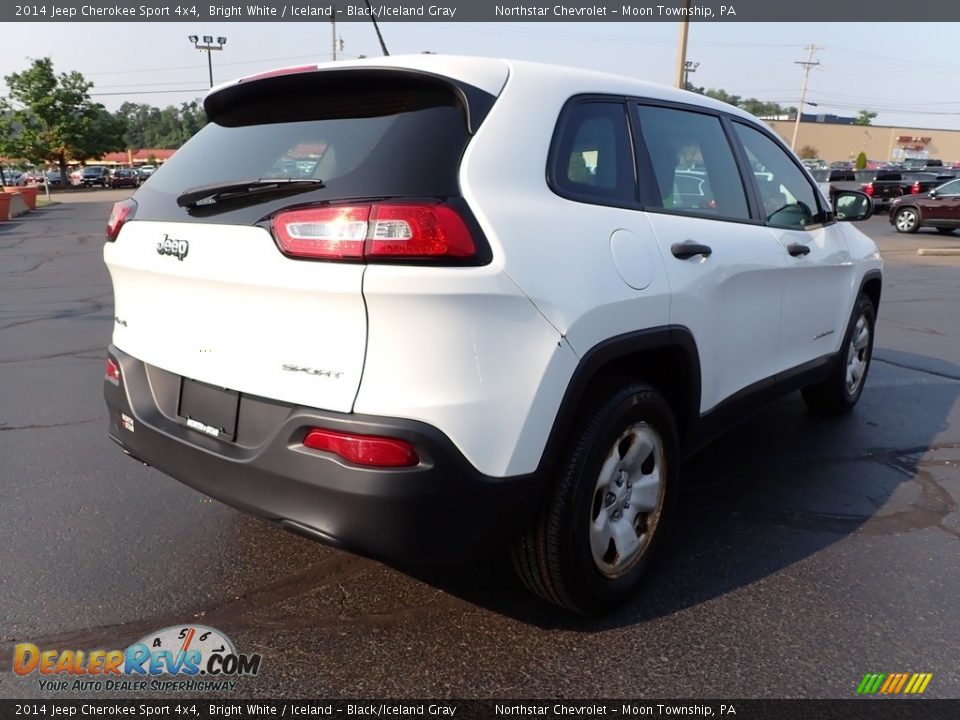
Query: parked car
xmin=889 ymin=177 xmax=960 ymax=234
xmin=1 ymin=168 xmax=26 ymax=186
xmin=80 ymin=166 xmax=112 ymax=188
xmin=858 ymin=170 xmax=903 ymax=210
xmin=900 ymin=171 xmax=956 ymax=197
xmin=44 ymin=171 xmax=64 ymax=187
xmin=137 ymin=165 xmax=157 ymax=182
xmin=109 ymin=168 xmax=140 ymax=189
xmin=102 ymin=56 xmax=882 ymax=613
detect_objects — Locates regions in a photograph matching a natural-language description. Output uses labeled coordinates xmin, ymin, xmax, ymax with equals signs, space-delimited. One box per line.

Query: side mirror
xmin=832 ymin=190 xmax=873 ymax=222
xmin=929 ymin=190 xmax=937 ymax=199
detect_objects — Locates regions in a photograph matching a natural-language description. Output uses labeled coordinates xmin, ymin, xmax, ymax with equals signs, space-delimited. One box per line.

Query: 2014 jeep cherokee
xmin=103 ymin=55 xmax=882 ymax=613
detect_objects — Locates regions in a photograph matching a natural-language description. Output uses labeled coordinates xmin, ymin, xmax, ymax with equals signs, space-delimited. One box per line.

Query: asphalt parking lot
xmin=1 ymin=190 xmax=958 ymax=699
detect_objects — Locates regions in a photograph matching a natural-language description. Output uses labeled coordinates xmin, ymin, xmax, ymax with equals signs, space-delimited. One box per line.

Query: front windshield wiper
xmin=176 ymin=178 xmax=325 ymax=208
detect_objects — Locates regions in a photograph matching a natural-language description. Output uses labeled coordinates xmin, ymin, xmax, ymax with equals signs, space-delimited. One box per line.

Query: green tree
xmin=115 ymin=100 xmax=206 ymax=150
xmin=0 ymin=58 xmax=126 ymax=185
xmin=855 ymin=151 xmax=868 ymax=170
xmin=853 ymin=110 xmax=877 ymax=126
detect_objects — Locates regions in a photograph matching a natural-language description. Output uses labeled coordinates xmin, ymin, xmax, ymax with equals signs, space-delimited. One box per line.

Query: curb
xmin=917 ymin=248 xmax=960 ymax=256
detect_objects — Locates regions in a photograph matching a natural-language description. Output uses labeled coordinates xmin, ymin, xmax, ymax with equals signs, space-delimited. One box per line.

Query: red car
xmin=889 ymin=177 xmax=960 ymax=234
xmin=109 ymin=168 xmax=140 ymax=189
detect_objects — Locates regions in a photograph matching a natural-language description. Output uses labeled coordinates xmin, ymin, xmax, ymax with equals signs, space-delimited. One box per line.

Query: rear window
xmin=135 ymin=75 xmax=473 ymax=224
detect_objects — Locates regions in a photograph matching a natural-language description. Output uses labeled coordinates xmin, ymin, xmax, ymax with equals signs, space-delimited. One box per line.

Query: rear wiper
xmin=176 ymin=178 xmax=325 ymax=208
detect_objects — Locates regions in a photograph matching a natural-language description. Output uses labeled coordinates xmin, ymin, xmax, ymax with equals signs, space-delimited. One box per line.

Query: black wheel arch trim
xmin=535 ymin=326 xmax=702 ymax=475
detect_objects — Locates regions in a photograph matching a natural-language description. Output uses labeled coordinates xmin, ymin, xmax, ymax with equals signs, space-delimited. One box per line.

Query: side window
xmin=551 ymin=101 xmax=635 ymax=204
xmin=937 ymin=179 xmax=960 ymax=195
xmin=733 ymin=123 xmax=824 ymax=229
xmin=634 ymin=104 xmax=750 ymax=221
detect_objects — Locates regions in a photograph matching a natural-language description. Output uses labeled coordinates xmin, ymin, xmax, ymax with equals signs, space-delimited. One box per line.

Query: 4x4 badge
xmin=157 ymin=234 xmax=189 ymax=261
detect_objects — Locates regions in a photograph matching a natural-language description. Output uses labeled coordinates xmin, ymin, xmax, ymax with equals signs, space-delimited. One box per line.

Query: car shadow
xmin=397 ymin=349 xmax=960 ymax=630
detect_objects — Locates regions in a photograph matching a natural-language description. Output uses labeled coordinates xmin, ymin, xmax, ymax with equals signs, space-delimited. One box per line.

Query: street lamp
xmin=188 ymin=35 xmax=227 ymax=88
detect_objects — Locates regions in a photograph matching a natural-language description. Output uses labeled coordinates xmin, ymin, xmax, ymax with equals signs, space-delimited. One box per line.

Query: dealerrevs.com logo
xmin=13 ymin=625 xmax=261 ymax=693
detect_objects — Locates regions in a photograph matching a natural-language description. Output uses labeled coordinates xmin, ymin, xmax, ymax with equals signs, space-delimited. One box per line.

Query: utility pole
xmin=790 ymin=44 xmax=822 ymax=151
xmin=674 ymin=0 xmax=692 ymax=89
xmin=331 ymin=5 xmax=337 ymax=60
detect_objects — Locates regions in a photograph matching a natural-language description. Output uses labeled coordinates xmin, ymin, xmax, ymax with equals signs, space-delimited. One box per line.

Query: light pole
xmin=682 ymin=60 xmax=699 ymax=90
xmin=188 ymin=35 xmax=227 ymax=88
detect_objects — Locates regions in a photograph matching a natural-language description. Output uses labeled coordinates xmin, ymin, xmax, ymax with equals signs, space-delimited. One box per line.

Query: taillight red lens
xmin=303 ymin=428 xmax=419 ymax=468
xmin=367 ymin=203 xmax=475 ymax=258
xmin=105 ymin=358 xmax=120 ymax=384
xmin=271 ymin=202 xmax=476 ymax=261
xmin=865 ymin=182 xmax=874 ymax=197
xmin=106 ymin=199 xmax=137 ymax=241
xmin=911 ymin=182 xmax=921 ymax=194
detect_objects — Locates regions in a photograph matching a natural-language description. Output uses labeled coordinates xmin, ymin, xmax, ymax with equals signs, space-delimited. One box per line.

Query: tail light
xmin=911 ymin=181 xmax=921 ymax=194
xmin=865 ymin=182 xmax=874 ymax=197
xmin=271 ymin=202 xmax=476 ymax=262
xmin=105 ymin=358 xmax=120 ymax=385
xmin=106 ymin=199 xmax=137 ymax=241
xmin=303 ymin=428 xmax=419 ymax=468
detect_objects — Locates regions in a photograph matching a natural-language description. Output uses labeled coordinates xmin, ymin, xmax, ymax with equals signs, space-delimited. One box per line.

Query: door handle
xmin=671 ymin=241 xmax=713 ymax=260
xmin=787 ymin=243 xmax=811 ymax=257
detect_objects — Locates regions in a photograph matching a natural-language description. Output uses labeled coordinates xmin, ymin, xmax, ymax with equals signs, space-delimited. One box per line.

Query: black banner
xmin=1 ymin=700 xmax=959 ymax=720
xmin=3 ymin=0 xmax=960 ymax=22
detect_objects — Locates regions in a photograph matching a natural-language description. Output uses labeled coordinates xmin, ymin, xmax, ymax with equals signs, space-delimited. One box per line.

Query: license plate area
xmin=178 ymin=378 xmax=239 ymax=441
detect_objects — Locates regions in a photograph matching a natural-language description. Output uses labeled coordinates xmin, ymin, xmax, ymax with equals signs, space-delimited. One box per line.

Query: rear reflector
xmin=272 ymin=202 xmax=476 ymax=261
xmin=105 ymin=358 xmax=120 ymax=385
xmin=106 ymin=199 xmax=137 ymax=241
xmin=303 ymin=428 xmax=419 ymax=468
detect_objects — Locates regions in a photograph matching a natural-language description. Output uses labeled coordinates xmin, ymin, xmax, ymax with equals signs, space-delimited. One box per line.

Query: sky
xmin=3 ymin=21 xmax=960 ymax=130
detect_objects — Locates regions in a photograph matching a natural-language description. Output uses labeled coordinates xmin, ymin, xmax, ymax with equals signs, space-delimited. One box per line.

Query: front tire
xmin=802 ymin=294 xmax=876 ymax=413
xmin=894 ymin=207 xmax=920 ymax=233
xmin=512 ymin=382 xmax=678 ymax=613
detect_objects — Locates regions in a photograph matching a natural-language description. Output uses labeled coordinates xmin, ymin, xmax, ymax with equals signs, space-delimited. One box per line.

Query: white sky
xmin=4 ymin=21 xmax=960 ymax=130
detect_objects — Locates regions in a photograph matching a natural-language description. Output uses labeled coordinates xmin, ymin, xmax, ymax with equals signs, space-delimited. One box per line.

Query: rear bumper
xmin=104 ymin=345 xmax=541 ymax=564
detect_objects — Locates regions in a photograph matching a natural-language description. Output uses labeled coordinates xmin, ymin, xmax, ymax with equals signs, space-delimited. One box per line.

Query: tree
xmin=115 ymin=100 xmax=206 ymax=150
xmin=0 ymin=58 xmax=126 ymax=185
xmin=855 ymin=151 xmax=868 ymax=170
xmin=798 ymin=145 xmax=819 ymax=160
xmin=853 ymin=110 xmax=877 ymax=126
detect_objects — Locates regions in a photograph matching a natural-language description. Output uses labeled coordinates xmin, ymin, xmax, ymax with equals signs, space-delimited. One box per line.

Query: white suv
xmin=103 ymin=56 xmax=882 ymax=613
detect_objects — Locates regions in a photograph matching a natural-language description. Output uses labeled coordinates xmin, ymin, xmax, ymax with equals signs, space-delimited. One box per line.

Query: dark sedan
xmin=889 ymin=178 xmax=960 ymax=234
xmin=109 ymin=168 xmax=140 ymax=189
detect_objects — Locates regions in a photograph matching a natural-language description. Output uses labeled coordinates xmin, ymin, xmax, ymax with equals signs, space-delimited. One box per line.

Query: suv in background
xmin=80 ymin=166 xmax=111 ymax=188
xmin=137 ymin=165 xmax=156 ymax=183
xmin=102 ymin=56 xmax=882 ymax=613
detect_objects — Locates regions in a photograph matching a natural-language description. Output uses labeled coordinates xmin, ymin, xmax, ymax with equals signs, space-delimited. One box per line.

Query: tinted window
xmin=734 ymin=123 xmax=823 ymax=229
xmin=551 ymin=101 xmax=635 ymax=204
xmin=634 ymin=105 xmax=749 ymax=221
xmin=134 ymin=81 xmax=471 ymax=224
xmin=936 ymin=179 xmax=960 ymax=195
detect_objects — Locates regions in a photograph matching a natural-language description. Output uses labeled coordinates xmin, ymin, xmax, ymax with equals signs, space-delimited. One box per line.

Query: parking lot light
xmin=189 ymin=34 xmax=227 ymax=88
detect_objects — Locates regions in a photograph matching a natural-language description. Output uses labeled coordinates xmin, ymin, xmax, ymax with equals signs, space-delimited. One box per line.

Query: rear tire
xmin=802 ymin=294 xmax=876 ymax=414
xmin=511 ymin=382 xmax=678 ymax=613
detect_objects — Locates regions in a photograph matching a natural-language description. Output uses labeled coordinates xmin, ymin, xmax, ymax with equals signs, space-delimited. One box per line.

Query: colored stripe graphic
xmin=857 ymin=673 xmax=885 ymax=694
xmin=857 ymin=672 xmax=932 ymax=695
